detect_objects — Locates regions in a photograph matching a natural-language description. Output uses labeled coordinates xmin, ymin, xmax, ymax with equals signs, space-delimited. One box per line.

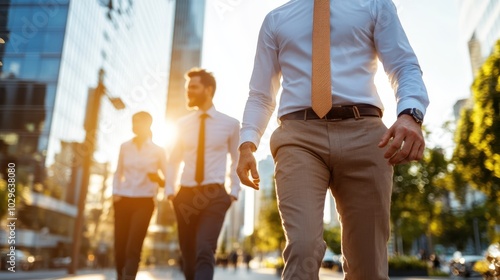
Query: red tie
xmin=311 ymin=0 xmax=332 ymax=118
xmin=195 ymin=113 xmax=208 ymax=185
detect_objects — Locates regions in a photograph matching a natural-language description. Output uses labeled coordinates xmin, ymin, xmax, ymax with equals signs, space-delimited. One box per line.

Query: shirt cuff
xmin=229 ymin=186 xmax=240 ymax=200
xmin=239 ymin=130 xmax=261 ymax=149
xmin=164 ymin=185 xmax=175 ymax=197
xmin=397 ymin=100 xmax=427 ymax=116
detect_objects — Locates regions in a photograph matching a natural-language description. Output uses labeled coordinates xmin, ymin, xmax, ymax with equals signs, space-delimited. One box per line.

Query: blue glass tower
xmin=0 ymin=0 xmax=174 ymax=267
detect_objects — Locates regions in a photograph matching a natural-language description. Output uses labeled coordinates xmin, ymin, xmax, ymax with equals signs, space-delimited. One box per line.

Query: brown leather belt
xmin=280 ymin=105 xmax=382 ymax=121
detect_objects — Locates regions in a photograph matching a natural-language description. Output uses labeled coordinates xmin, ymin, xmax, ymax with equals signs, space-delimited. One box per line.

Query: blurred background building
xmin=0 ymin=0 xmax=174 ymax=268
xmin=0 ymin=0 xmax=247 ymax=269
xmin=165 ymin=0 xmax=206 ymax=121
xmin=459 ymin=0 xmax=500 ymax=76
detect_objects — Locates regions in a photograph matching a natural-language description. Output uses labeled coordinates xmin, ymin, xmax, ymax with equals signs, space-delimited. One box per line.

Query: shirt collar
xmin=198 ymin=105 xmax=217 ymax=118
xmin=131 ymin=137 xmax=153 ymax=146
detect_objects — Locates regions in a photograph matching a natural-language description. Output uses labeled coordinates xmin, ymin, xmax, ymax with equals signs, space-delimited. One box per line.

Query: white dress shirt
xmin=165 ymin=106 xmax=241 ymax=199
xmin=113 ymin=138 xmax=167 ymax=197
xmin=240 ymin=0 xmax=430 ymax=147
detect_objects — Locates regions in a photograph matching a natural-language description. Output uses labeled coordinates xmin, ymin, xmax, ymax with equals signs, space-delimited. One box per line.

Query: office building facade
xmin=459 ymin=0 xmax=500 ymax=76
xmin=0 ymin=0 xmax=174 ymax=266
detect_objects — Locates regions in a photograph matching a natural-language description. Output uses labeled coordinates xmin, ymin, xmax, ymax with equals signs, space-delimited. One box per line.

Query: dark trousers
xmin=114 ymin=197 xmax=155 ymax=280
xmin=173 ymin=184 xmax=232 ymax=280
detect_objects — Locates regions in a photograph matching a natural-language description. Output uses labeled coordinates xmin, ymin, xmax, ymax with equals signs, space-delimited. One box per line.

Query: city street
xmin=1 ymin=3 xmax=498 ymax=280
xmin=1 ymin=266 xmax=280 ymax=280
xmin=0 ymin=266 xmax=473 ymax=280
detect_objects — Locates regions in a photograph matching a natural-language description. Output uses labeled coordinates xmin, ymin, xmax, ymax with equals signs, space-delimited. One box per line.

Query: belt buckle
xmin=325 ymin=106 xmax=343 ymax=121
xmin=352 ymin=105 xmax=364 ymax=120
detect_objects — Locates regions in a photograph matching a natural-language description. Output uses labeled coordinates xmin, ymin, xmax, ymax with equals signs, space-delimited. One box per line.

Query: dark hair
xmin=133 ymin=111 xmax=152 ymax=125
xmin=185 ymin=68 xmax=217 ymax=95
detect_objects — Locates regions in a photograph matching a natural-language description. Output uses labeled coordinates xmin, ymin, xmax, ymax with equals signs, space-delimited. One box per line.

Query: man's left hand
xmin=378 ymin=114 xmax=425 ymax=165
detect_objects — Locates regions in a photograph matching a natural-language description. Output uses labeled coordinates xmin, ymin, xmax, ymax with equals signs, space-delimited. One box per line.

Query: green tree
xmin=323 ymin=226 xmax=341 ymax=254
xmin=253 ymin=185 xmax=285 ymax=253
xmin=436 ymin=205 xmax=488 ymax=251
xmin=0 ymin=179 xmax=10 ymax=219
xmin=0 ymin=179 xmax=28 ymax=221
xmin=391 ymin=147 xmax=448 ymax=254
xmin=453 ymin=40 xmax=500 ymax=242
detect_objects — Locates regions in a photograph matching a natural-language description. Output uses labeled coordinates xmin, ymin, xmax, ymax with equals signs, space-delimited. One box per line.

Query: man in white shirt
xmin=237 ymin=1 xmax=429 ymax=279
xmin=165 ymin=68 xmax=240 ymax=280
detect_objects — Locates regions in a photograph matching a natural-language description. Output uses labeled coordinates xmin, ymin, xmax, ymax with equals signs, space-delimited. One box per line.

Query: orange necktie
xmin=311 ymin=0 xmax=332 ymax=118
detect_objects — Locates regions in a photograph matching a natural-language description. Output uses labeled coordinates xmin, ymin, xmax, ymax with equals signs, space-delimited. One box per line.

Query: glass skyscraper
xmin=0 ymin=0 xmax=174 ymax=267
xmin=165 ymin=0 xmax=206 ymax=121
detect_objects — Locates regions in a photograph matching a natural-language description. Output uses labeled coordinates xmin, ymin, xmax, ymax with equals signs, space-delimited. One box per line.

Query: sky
xmin=202 ymin=0 xmax=474 ymax=160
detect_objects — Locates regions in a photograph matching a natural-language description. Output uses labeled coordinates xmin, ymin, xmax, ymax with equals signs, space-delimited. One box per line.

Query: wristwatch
xmin=398 ymin=108 xmax=424 ymax=124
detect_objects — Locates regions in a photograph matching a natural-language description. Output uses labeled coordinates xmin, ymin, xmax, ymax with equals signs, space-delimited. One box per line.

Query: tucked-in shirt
xmin=240 ymin=0 xmax=430 ymax=147
xmin=165 ymin=106 xmax=241 ymax=199
xmin=113 ymin=138 xmax=167 ymax=197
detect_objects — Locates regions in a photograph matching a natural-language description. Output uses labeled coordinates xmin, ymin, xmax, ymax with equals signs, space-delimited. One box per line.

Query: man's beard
xmin=187 ymin=96 xmax=205 ymax=108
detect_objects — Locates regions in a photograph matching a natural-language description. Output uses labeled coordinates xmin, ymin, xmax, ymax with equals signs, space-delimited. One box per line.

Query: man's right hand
xmin=236 ymin=142 xmax=260 ymax=190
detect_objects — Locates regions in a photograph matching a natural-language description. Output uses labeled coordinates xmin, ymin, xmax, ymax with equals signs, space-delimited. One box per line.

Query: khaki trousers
xmin=270 ymin=117 xmax=393 ymax=280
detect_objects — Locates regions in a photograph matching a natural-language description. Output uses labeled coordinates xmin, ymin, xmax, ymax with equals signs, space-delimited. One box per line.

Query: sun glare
xmin=152 ymin=120 xmax=177 ymax=149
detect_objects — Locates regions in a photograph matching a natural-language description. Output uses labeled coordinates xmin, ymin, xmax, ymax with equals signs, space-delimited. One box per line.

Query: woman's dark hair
xmin=132 ymin=111 xmax=153 ymax=137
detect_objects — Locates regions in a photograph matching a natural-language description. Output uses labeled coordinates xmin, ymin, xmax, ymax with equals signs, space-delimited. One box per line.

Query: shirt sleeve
xmin=240 ymin=12 xmax=282 ymax=148
xmin=112 ymin=144 xmax=124 ymax=195
xmin=165 ymin=123 xmax=182 ymax=197
xmin=228 ymin=119 xmax=241 ymax=199
xmin=372 ymin=0 xmax=429 ymax=115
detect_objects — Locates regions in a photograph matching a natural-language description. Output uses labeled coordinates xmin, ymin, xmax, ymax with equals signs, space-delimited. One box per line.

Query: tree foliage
xmin=391 ymin=147 xmax=449 ymax=254
xmin=453 ymin=40 xmax=500 ymax=242
xmin=252 ymin=186 xmax=285 ymax=253
xmin=0 ymin=179 xmax=28 ymax=221
xmin=0 ymin=179 xmax=10 ymax=219
xmin=323 ymin=226 xmax=341 ymax=254
xmin=435 ymin=205 xmax=489 ymax=251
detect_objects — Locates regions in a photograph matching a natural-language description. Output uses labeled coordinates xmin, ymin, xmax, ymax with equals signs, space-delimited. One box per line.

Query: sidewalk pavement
xmin=0 ymin=266 xmax=456 ymax=279
xmin=53 ymin=266 xmax=283 ymax=280
xmin=0 ymin=266 xmax=343 ymax=280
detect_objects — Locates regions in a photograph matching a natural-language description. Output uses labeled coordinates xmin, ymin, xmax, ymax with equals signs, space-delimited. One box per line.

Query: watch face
xmin=411 ymin=108 xmax=424 ymax=123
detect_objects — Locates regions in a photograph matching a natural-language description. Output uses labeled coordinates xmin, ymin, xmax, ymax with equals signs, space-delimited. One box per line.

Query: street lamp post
xmin=68 ymin=69 xmax=123 ymax=274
